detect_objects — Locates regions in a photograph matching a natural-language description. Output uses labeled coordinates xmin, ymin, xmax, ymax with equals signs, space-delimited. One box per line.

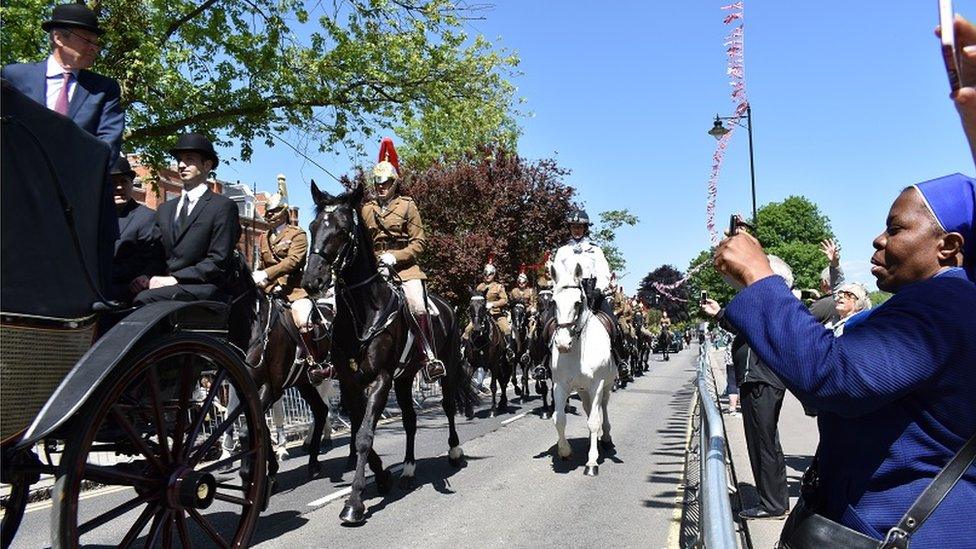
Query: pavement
xmin=9 ymin=346 xmax=701 ymax=549
xmin=709 ymin=349 xmax=819 ymax=549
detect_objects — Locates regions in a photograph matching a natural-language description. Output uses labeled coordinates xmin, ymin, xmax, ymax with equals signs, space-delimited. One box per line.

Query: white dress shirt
xmin=553 ymin=237 xmax=612 ymax=292
xmin=175 ymin=183 xmax=208 ymax=222
xmin=45 ymin=55 xmax=78 ymax=111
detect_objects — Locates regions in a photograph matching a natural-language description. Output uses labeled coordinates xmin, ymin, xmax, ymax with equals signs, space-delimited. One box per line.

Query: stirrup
xmin=307 ymin=362 xmax=335 ymax=385
xmin=422 ymin=359 xmax=446 ymax=383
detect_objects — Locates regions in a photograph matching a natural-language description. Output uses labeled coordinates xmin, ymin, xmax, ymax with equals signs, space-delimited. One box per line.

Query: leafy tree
xmin=590 ymin=209 xmax=638 ymax=273
xmin=638 ymin=264 xmax=690 ymax=321
xmin=2 ymin=1 xmax=521 ymax=166
xmin=869 ymin=290 xmax=891 ymax=307
xmin=346 ymin=145 xmax=575 ymax=303
xmin=683 ymin=195 xmax=835 ymax=314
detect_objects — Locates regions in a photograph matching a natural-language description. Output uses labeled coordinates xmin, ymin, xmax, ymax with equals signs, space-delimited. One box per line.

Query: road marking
xmin=306 ymin=463 xmax=404 ymax=508
xmin=500 ymin=411 xmax=528 ymax=425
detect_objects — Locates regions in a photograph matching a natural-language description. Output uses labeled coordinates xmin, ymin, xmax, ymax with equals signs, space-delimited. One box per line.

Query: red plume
xmin=518 ymin=263 xmax=526 ymax=274
xmin=486 ymin=252 xmax=495 ymax=265
xmin=378 ymin=137 xmax=400 ymax=175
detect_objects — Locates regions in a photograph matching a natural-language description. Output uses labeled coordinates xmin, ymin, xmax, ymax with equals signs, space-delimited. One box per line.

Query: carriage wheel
xmin=1 ymin=479 xmax=30 ymax=548
xmin=53 ymin=333 xmax=266 ymax=548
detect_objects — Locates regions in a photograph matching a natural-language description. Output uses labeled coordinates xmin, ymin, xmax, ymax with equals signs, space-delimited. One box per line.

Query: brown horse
xmin=301 ymin=181 xmax=477 ymax=525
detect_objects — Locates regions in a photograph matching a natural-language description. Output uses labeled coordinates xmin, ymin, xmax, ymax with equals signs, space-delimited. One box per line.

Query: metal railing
xmin=695 ymin=343 xmax=737 ymax=548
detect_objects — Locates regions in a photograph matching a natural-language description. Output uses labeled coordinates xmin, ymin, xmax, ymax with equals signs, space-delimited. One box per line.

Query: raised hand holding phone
xmin=941 ymin=0 xmax=962 ymax=92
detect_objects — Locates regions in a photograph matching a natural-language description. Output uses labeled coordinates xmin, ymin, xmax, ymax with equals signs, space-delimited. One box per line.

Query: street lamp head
xmin=708 ymin=117 xmax=730 ymax=140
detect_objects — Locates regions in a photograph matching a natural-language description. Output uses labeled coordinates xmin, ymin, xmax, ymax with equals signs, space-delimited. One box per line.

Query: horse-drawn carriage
xmin=1 ymin=81 xmax=268 ymax=547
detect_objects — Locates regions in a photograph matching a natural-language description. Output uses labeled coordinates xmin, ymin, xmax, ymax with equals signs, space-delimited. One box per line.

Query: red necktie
xmin=54 ymin=72 xmax=73 ymax=115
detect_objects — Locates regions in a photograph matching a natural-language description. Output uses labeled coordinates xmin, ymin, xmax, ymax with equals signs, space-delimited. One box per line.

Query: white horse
xmin=549 ymin=258 xmax=617 ymax=476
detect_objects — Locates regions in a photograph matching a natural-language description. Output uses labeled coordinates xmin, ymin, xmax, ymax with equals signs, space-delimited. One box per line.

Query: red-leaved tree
xmin=404 ymin=146 xmax=576 ymax=303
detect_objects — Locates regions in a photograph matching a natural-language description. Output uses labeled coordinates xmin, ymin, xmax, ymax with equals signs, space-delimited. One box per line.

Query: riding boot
xmin=302 ymin=330 xmax=333 ymax=385
xmin=415 ymin=314 xmax=445 ymax=382
xmin=505 ymin=333 xmax=516 ymax=362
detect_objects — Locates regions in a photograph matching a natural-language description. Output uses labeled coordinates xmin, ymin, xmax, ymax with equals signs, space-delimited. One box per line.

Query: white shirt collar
xmin=46 ymin=55 xmax=78 ymax=78
xmin=182 ymin=183 xmax=208 ymax=203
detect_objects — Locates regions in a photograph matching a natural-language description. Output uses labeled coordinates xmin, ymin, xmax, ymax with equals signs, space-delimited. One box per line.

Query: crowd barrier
xmin=693 ymin=342 xmax=738 ymax=548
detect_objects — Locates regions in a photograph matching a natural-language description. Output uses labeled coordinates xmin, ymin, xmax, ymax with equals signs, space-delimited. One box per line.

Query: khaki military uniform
xmin=360 ymin=195 xmax=426 ymax=281
xmin=258 ymin=225 xmax=309 ymax=302
xmin=509 ymin=286 xmax=537 ymax=313
xmin=536 ymin=271 xmax=553 ymax=290
xmin=612 ymin=290 xmax=634 ymax=338
xmin=464 ymin=280 xmax=511 ymax=338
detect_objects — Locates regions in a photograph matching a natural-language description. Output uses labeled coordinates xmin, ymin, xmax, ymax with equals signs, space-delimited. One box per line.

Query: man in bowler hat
xmin=111 ymin=156 xmax=163 ymax=302
xmin=131 ymin=134 xmax=241 ymax=304
xmin=1 ymin=3 xmax=124 ymax=159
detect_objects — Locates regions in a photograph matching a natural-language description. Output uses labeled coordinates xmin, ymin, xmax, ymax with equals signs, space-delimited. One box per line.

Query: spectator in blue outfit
xmin=714 ymin=173 xmax=976 ymax=548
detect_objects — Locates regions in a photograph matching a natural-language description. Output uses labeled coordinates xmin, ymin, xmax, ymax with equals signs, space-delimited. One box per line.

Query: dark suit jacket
xmin=157 ymin=189 xmax=240 ymax=287
xmin=1 ymin=61 xmax=124 ymax=160
xmin=113 ymin=200 xmax=163 ymax=287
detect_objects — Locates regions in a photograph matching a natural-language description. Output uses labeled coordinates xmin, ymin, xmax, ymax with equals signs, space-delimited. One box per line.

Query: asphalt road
xmin=10 ymin=346 xmax=698 ymax=548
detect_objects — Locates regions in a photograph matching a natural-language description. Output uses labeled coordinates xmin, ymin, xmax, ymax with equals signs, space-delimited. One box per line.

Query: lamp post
xmin=708 ymin=104 xmax=757 ymax=224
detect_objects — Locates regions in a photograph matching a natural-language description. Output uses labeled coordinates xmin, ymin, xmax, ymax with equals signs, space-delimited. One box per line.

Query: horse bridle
xmin=554 ymin=284 xmax=587 ymax=338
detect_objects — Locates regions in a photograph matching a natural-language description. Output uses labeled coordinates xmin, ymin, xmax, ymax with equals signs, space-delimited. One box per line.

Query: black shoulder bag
xmin=779 ymin=432 xmax=976 ymax=549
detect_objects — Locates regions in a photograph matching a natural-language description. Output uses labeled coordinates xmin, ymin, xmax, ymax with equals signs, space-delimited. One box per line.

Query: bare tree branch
xmin=162 ymin=0 xmax=222 ymax=43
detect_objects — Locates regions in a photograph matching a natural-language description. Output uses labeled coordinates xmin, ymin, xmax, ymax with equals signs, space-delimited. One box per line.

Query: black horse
xmin=302 ymin=182 xmax=477 ymax=525
xmin=529 ymin=289 xmax=556 ymax=418
xmin=464 ymin=293 xmax=512 ymax=417
xmin=510 ymin=301 xmax=533 ymax=398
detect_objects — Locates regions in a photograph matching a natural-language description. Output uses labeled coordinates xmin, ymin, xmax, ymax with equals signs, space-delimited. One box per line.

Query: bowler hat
xmin=110 ymin=156 xmax=136 ymax=177
xmin=169 ymin=133 xmax=219 ymax=168
xmin=42 ymin=3 xmax=104 ymax=36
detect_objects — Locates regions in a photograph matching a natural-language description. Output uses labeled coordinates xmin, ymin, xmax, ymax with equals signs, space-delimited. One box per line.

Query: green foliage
xmin=591 ymin=209 xmax=638 ymax=273
xmin=2 ymin=1 xmax=521 ymax=167
xmin=869 ymin=290 xmax=892 ymax=307
xmin=684 ymin=195 xmax=835 ymax=314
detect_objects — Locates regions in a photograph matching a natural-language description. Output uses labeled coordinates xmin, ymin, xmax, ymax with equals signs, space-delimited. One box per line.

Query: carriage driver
xmin=362 ymin=138 xmax=445 ymax=382
xmin=463 ymin=262 xmax=513 ymax=355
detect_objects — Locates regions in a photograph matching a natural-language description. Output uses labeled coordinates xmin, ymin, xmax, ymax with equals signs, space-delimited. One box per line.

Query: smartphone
xmin=700 ymin=290 xmax=708 ymax=305
xmin=941 ymin=0 xmax=962 ymax=92
xmin=728 ymin=214 xmax=741 ymax=236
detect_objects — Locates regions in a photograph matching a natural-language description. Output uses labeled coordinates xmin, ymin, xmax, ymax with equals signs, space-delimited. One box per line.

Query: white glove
xmin=379 ymin=253 xmax=397 ymax=267
xmin=486 ymin=301 xmax=495 ymax=310
xmin=252 ymin=270 xmax=269 ymax=285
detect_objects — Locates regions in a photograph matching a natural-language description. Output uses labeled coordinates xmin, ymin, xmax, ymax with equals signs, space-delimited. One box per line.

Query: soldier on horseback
xmin=362 ymin=138 xmax=445 ymax=382
xmin=463 ymin=261 xmax=513 ymax=357
xmin=552 ymin=208 xmax=624 ymax=365
xmin=509 ymin=267 xmax=538 ymax=333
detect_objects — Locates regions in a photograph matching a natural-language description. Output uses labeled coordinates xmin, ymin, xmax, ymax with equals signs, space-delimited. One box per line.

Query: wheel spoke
xmin=187 ymin=401 xmax=245 ymax=469
xmin=175 ymin=510 xmax=192 ymax=549
xmin=110 ymin=406 xmax=166 ymax=474
xmin=85 ymin=493 xmax=157 ymax=536
xmin=199 ymin=448 xmax=256 ymax=474
xmin=171 ymin=355 xmax=196 ymax=462
xmin=161 ymin=512 xmax=174 ymax=549
xmin=81 ymin=464 xmax=153 ymax=487
xmin=187 ymin=507 xmax=229 ymax=549
xmin=143 ymin=508 xmax=170 ymax=549
xmin=183 ymin=370 xmax=228 ymax=461
xmin=146 ymin=364 xmax=171 ymax=466
xmin=212 ymin=492 xmax=249 ymax=506
xmin=214 ymin=482 xmax=244 ymax=491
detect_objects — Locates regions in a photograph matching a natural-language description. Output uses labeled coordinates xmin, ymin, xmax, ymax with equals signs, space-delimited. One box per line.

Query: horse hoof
xmin=541 ymin=411 xmax=550 ymax=420
xmin=262 ymin=477 xmax=277 ymax=511
xmin=308 ymin=461 xmax=322 ymax=480
xmin=583 ymin=465 xmax=599 ymax=477
xmin=513 ymin=386 xmax=522 ymax=396
xmin=339 ymin=503 xmax=365 ymax=524
xmin=375 ymin=469 xmax=393 ymax=495
xmin=489 ymin=409 xmax=497 ymax=418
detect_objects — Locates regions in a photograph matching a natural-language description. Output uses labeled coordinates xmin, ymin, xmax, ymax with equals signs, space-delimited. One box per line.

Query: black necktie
xmin=175 ymin=197 xmax=189 ymax=236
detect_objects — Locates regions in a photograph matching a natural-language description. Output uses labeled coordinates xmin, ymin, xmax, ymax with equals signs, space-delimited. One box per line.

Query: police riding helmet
xmin=567 ymin=208 xmax=591 ymax=226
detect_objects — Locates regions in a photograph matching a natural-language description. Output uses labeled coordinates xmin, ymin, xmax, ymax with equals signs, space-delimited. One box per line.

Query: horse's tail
xmin=433 ymin=294 xmax=479 ymax=412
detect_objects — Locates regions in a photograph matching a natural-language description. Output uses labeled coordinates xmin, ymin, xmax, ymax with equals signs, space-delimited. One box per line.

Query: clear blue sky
xmin=215 ymin=1 xmax=972 ymax=294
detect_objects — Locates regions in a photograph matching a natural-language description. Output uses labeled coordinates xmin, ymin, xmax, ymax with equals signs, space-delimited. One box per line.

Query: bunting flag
xmin=653 ymin=1 xmax=748 ymax=303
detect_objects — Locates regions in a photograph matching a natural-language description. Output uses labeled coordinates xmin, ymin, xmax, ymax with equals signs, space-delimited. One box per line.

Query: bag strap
xmin=881 ymin=432 xmax=976 ymax=548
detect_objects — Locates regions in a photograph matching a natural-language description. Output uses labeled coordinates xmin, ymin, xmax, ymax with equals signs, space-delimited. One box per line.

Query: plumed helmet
xmin=517 ymin=272 xmax=528 ymax=283
xmin=169 ymin=133 xmax=219 ymax=168
xmin=567 ymin=208 xmax=591 ymax=226
xmin=372 ymin=137 xmax=400 ymax=184
xmin=484 ymin=263 xmax=496 ymax=276
xmin=43 ymin=3 xmax=104 ymax=35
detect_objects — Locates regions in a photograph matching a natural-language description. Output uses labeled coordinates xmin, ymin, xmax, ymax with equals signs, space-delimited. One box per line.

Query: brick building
xmin=127 ymin=155 xmax=300 ymax=268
